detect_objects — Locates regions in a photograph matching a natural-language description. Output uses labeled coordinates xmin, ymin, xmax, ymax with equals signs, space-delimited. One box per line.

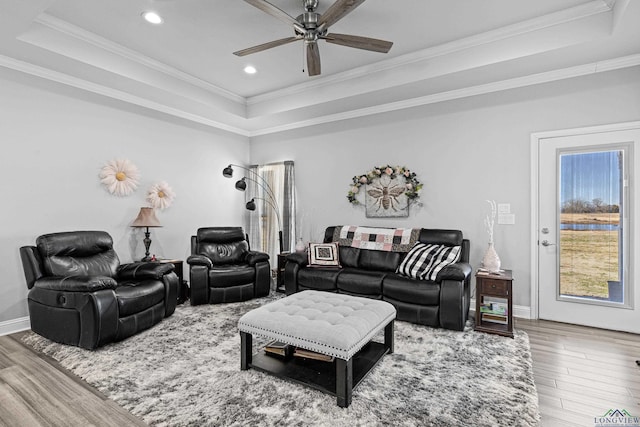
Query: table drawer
xmin=479 ymin=279 xmax=509 ymax=296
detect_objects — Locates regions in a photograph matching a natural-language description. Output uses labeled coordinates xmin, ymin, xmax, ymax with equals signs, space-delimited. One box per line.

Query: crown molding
xmin=3 ymin=50 xmax=637 ymax=138
xmin=0 ymin=54 xmax=250 ymax=136
xmin=34 ymin=13 xmax=245 ymax=105
xmin=247 ymin=0 xmax=614 ymax=107
xmin=248 ymin=53 xmax=640 ymax=137
xmin=3 ymin=51 xmax=637 ymax=138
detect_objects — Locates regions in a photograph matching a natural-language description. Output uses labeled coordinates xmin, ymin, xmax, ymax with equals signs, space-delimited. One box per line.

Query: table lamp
xmin=131 ymin=207 xmax=162 ymax=261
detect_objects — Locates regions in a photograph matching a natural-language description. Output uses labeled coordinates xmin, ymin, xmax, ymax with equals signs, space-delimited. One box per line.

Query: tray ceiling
xmin=1 ymin=0 xmax=639 ymax=136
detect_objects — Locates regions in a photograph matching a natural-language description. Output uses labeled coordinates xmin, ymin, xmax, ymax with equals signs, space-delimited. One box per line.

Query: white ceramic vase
xmin=482 ymin=242 xmax=501 ymax=272
xmin=295 ymin=238 xmax=306 ymax=253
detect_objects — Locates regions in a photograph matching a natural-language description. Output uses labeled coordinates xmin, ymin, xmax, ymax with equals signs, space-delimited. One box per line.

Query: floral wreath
xmin=347 ymin=165 xmax=422 ymax=205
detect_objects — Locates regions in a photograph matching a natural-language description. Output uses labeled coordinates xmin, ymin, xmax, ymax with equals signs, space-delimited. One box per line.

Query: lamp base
xmin=142 ymin=228 xmax=153 ymax=262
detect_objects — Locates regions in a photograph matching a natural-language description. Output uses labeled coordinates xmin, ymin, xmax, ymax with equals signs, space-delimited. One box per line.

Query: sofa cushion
xmin=337 ymin=268 xmax=385 ymax=297
xmin=298 ymin=267 xmax=340 ymax=291
xmin=383 ymin=274 xmax=440 ymax=305
xmin=383 ymin=296 xmax=440 ymax=327
xmin=359 ymin=250 xmax=401 ymax=272
xmin=417 ymin=229 xmax=463 ymax=246
xmin=397 ymin=243 xmax=461 ymax=280
xmin=115 ymin=280 xmax=165 ymax=317
xmin=339 ymin=246 xmax=360 ymax=268
xmin=208 ymin=265 xmax=255 ymax=288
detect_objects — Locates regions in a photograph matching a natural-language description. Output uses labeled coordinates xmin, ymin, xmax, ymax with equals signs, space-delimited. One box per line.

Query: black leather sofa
xmin=20 ymin=231 xmax=178 ymax=349
xmin=187 ymin=227 xmax=271 ymax=304
xmin=285 ymin=226 xmax=472 ymax=331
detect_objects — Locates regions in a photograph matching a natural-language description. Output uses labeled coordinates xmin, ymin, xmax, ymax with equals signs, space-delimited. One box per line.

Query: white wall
xmin=2 ymin=63 xmax=639 ymax=329
xmin=0 ymin=67 xmax=250 ymax=328
xmin=250 ymin=66 xmax=640 ymax=310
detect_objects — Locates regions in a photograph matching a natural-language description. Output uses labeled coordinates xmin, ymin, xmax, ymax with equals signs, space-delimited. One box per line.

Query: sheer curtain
xmin=246 ymin=161 xmax=296 ymax=261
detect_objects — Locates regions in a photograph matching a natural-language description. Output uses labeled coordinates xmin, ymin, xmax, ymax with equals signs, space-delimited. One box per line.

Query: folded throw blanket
xmin=334 ymin=225 xmax=421 ymax=252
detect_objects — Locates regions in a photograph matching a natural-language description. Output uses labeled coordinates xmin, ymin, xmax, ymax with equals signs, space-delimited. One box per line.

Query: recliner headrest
xmin=36 ymin=230 xmax=120 ymax=277
xmin=37 ymin=231 xmax=114 ymax=257
xmin=197 ymin=227 xmax=245 ymax=243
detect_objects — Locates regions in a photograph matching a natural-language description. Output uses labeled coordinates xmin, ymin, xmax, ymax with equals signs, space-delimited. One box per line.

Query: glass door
xmin=537 ymin=127 xmax=638 ymax=333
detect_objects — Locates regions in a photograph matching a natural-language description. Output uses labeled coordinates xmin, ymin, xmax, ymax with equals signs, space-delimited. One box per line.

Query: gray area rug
xmin=22 ymin=295 xmax=540 ymax=426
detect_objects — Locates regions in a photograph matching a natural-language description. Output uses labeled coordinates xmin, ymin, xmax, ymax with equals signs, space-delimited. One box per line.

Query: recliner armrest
xmin=187 ymin=254 xmax=213 ymax=268
xmin=436 ymin=262 xmax=472 ymax=282
xmin=285 ymin=252 xmax=307 ymax=266
xmin=246 ymin=251 xmax=269 ymax=266
xmin=117 ymin=262 xmax=174 ymax=280
xmin=33 ymin=276 xmax=118 ymax=292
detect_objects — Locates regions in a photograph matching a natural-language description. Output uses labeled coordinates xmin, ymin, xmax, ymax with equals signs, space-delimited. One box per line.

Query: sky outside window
xmin=560 ymin=150 xmax=621 ymax=207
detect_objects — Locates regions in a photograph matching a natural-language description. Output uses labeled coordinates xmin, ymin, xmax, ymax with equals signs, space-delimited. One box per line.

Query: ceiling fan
xmin=233 ymin=0 xmax=393 ymax=76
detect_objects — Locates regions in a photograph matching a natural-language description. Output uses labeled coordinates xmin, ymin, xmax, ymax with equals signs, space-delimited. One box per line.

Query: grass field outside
xmin=559 ymin=213 xmax=620 ymax=299
xmin=560 ymin=212 xmax=619 ymax=225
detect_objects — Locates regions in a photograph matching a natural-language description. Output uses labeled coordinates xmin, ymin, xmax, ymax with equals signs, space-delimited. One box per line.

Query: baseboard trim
xmin=0 ymin=316 xmax=31 ymax=337
xmin=470 ymin=299 xmax=532 ymax=320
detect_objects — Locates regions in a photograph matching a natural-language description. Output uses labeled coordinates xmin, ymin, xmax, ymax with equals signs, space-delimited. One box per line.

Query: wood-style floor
xmin=0 ymin=320 xmax=638 ymax=426
xmin=515 ymin=318 xmax=640 ymax=427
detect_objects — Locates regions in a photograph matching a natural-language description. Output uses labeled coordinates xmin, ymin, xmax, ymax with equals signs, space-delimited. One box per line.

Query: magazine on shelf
xmin=293 ymin=347 xmax=335 ymax=362
xmin=264 ymin=340 xmax=293 ymax=357
xmin=479 ymin=302 xmax=508 ymax=316
xmin=482 ymin=313 xmax=508 ymax=325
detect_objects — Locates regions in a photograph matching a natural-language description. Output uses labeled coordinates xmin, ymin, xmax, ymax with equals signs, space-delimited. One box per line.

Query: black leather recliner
xmin=187 ymin=227 xmax=271 ymax=304
xmin=20 ymin=230 xmax=178 ymax=350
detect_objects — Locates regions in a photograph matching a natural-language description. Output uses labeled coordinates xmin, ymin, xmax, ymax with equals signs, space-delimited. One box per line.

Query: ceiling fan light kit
xmin=234 ymin=0 xmax=393 ymax=77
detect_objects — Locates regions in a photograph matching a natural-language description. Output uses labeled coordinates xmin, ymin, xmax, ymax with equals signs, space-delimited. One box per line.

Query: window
xmin=246 ymin=161 xmax=296 ymax=260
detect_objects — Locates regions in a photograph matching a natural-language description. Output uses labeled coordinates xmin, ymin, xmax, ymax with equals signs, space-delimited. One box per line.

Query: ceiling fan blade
xmin=306 ymin=42 xmax=321 ymax=76
xmin=233 ymin=36 xmax=300 ymax=56
xmin=318 ymin=0 xmax=367 ymax=30
xmin=243 ymin=0 xmax=304 ymax=31
xmin=323 ymin=33 xmax=393 ymax=53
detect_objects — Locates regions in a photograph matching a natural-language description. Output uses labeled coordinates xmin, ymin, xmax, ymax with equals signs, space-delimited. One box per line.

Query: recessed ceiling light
xmin=142 ymin=11 xmax=163 ymax=25
xmin=244 ymin=65 xmax=257 ymax=75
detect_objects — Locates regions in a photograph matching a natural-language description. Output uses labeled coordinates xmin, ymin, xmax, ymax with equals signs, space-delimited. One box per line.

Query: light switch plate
xmin=498 ymin=203 xmax=511 ymax=214
xmin=498 ymin=213 xmax=516 ymax=225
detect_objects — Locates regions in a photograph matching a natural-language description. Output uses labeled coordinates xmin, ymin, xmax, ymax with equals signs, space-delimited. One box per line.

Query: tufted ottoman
xmin=238 ymin=290 xmax=396 ymax=407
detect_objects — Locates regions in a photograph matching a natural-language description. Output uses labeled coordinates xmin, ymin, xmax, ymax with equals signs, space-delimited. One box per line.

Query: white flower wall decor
xmin=147 ymin=181 xmax=175 ymax=210
xmin=99 ymin=158 xmax=140 ymax=196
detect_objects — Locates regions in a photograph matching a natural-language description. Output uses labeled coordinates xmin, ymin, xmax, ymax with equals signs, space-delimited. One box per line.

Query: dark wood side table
xmin=159 ymin=259 xmax=188 ymax=304
xmin=276 ymin=253 xmax=289 ymax=293
xmin=474 ymin=269 xmax=514 ymax=338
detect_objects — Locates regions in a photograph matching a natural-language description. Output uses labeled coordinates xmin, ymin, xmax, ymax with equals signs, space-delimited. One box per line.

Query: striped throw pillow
xmin=397 ymin=243 xmax=461 ymax=281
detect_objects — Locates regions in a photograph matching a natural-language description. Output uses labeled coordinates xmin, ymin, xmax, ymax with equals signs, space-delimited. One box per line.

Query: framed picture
xmin=365 ymin=175 xmax=409 ymax=218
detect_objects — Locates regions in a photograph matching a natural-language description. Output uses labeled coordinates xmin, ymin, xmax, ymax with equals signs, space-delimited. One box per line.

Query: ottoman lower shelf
xmin=248 ymin=341 xmax=389 ymax=399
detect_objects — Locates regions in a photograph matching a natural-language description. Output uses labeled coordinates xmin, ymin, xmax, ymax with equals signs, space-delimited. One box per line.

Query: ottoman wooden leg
xmin=336 ymin=357 xmax=353 ymax=408
xmin=240 ymin=331 xmax=252 ymax=370
xmin=384 ymin=320 xmax=395 ymax=354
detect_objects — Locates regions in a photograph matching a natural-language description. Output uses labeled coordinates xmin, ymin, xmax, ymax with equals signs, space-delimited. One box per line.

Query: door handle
xmin=541 ymin=240 xmax=556 ymax=246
